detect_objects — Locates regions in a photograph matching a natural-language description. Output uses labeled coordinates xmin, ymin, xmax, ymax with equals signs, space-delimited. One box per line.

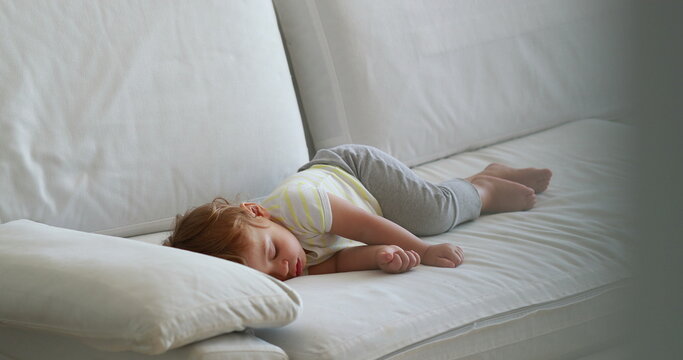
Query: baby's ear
xmin=240 ymin=202 xmax=271 ymax=218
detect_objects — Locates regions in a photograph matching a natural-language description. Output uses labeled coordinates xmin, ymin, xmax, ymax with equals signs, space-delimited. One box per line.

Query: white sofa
xmin=0 ymin=1 xmax=636 ymax=359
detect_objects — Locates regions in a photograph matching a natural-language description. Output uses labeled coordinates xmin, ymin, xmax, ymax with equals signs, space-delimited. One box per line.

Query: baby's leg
xmin=473 ymin=163 xmax=552 ymax=194
xmin=299 ymin=145 xmax=481 ymax=236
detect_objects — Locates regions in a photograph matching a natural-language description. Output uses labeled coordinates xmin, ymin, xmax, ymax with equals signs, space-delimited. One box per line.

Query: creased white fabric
xmin=255 ymin=119 xmax=635 ymax=360
xmin=0 ymin=220 xmax=301 ymax=355
xmin=274 ymin=0 xmax=633 ymax=166
xmin=0 ymin=327 xmax=288 ymax=360
xmin=0 ymin=0 xmax=308 ymax=235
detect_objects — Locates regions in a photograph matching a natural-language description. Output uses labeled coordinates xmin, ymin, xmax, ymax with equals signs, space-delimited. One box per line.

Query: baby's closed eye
xmin=269 ymin=244 xmax=277 ymax=259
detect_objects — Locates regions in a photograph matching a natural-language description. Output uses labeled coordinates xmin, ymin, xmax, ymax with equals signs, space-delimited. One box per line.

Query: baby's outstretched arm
xmin=308 ymin=244 xmax=420 ymax=275
xmin=325 ymin=194 xmax=464 ymax=270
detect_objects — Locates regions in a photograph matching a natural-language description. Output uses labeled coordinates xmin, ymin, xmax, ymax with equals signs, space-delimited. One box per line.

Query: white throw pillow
xmin=0 ymin=220 xmax=302 ymax=355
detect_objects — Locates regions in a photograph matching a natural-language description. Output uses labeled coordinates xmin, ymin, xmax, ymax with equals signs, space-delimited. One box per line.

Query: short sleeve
xmin=262 ymin=184 xmax=332 ymax=237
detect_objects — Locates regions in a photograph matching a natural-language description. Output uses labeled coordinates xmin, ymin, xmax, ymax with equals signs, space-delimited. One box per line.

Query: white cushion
xmin=256 ymin=119 xmax=633 ymax=359
xmin=0 ymin=0 xmax=309 ymax=235
xmin=0 ymin=327 xmax=289 ymax=360
xmin=0 ymin=220 xmax=302 ymax=355
xmin=274 ymin=0 xmax=632 ymax=166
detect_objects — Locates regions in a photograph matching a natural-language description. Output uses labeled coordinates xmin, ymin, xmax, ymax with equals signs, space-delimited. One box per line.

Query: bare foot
xmin=477 ymin=163 xmax=552 ymax=194
xmin=468 ymin=175 xmax=536 ymax=213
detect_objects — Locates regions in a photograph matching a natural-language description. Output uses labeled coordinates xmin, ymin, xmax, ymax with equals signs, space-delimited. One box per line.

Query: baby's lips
xmin=295 ymin=258 xmax=303 ymax=277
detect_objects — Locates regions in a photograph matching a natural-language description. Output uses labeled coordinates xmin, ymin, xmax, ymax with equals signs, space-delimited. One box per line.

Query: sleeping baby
xmin=164 ymin=145 xmax=551 ymax=280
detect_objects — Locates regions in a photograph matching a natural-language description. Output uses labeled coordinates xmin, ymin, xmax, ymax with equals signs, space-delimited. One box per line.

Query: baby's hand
xmin=376 ymin=245 xmax=421 ymax=274
xmin=421 ymin=243 xmax=464 ymax=268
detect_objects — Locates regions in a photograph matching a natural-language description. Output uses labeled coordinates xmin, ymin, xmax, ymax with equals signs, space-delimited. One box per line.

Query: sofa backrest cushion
xmin=274 ymin=0 xmax=632 ymax=166
xmin=0 ymin=0 xmax=308 ymax=235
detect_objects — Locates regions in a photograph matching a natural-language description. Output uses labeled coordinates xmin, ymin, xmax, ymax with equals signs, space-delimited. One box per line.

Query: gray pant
xmin=299 ymin=145 xmax=482 ymax=236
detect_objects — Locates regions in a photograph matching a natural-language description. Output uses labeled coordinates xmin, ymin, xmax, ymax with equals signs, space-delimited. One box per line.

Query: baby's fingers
xmin=453 ymin=246 xmax=464 ymax=266
xmin=379 ymin=247 xmax=422 ymax=273
xmin=377 ymin=250 xmax=400 ymax=273
xmin=394 ymin=249 xmax=411 ymax=272
xmin=378 ymin=251 xmax=394 ymax=265
xmin=395 ymin=250 xmax=421 ymax=272
xmin=433 ymin=257 xmax=457 ymax=268
xmin=407 ymin=250 xmax=420 ymax=268
xmin=440 ymin=245 xmax=464 ymax=267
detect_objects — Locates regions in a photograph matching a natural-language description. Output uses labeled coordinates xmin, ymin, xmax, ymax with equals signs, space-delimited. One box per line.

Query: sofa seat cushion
xmin=0 ymin=327 xmax=288 ymax=360
xmin=254 ymin=118 xmax=634 ymax=360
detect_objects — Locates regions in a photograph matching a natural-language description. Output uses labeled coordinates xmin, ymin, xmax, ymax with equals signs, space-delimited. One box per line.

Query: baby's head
xmin=165 ymin=198 xmax=306 ymax=281
xmin=164 ymin=198 xmax=259 ymax=264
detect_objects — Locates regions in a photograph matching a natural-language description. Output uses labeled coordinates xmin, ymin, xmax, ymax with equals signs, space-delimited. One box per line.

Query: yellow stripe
xmin=284 ymin=189 xmax=304 ymax=231
xmin=325 ymin=174 xmax=350 ymax=199
xmin=263 ymin=193 xmax=280 ymax=205
xmin=298 ymin=168 xmax=354 ymax=211
xmin=328 ymin=166 xmax=373 ymax=204
xmin=297 ymin=170 xmax=326 ymax=184
xmin=325 ymin=170 xmax=364 ymax=207
xmin=297 ymin=184 xmax=317 ymax=232
xmin=311 ymin=165 xmax=369 ymax=203
xmin=316 ymin=189 xmax=326 ymax=232
xmin=310 ymin=164 xmax=331 ymax=171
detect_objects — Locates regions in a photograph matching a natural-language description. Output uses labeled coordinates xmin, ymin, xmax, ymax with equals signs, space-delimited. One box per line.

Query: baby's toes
xmin=538 ymin=169 xmax=552 ymax=191
xmin=526 ymin=193 xmax=537 ymax=209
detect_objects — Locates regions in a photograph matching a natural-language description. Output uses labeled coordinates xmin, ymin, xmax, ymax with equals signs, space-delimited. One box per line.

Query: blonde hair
xmin=164 ymin=197 xmax=264 ymax=265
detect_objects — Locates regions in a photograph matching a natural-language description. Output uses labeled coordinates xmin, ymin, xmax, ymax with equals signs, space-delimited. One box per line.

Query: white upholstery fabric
xmin=0 ymin=0 xmax=308 ymax=235
xmin=274 ymin=0 xmax=633 ymax=166
xmin=381 ymin=285 xmax=629 ymax=360
xmin=0 ymin=327 xmax=288 ymax=360
xmin=0 ymin=220 xmax=302 ymax=355
xmin=255 ymin=119 xmax=634 ymax=359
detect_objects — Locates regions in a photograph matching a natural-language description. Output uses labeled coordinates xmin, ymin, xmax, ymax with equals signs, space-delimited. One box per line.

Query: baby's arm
xmin=308 ymin=245 xmax=420 ymax=275
xmin=327 ymin=194 xmax=464 ymax=269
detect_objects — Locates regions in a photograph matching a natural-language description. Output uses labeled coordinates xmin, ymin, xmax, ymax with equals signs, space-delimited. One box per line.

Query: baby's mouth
xmin=295 ymin=258 xmax=303 ymax=277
